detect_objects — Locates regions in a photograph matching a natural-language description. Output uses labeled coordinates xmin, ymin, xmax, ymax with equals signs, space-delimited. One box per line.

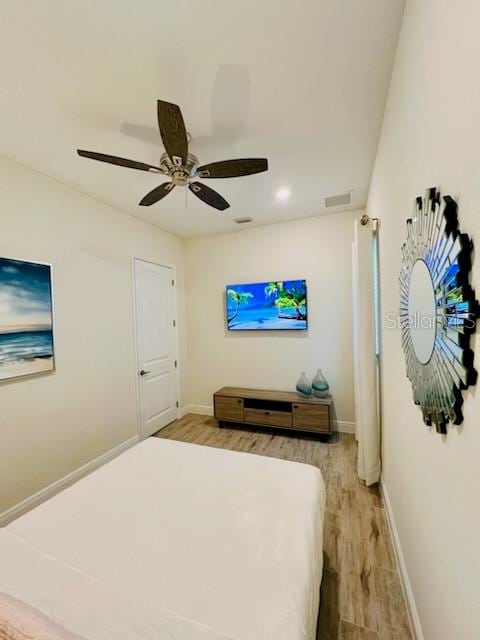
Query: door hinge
xmin=171 ymin=279 xmax=175 ymax=286
xmin=176 ymin=400 xmax=179 ymax=408
xmin=174 ymin=360 xmax=178 ymax=368
xmin=173 ymin=319 xmax=176 ymax=327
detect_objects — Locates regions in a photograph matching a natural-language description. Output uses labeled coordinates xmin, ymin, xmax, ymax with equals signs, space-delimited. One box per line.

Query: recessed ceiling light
xmin=276 ymin=187 xmax=291 ymax=202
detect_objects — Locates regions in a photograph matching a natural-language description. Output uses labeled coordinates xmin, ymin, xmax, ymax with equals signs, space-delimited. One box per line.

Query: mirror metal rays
xmin=400 ymin=188 xmax=479 ymax=434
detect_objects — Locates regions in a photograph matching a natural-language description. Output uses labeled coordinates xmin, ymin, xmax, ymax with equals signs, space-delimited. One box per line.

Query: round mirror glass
xmin=408 ymin=259 xmax=437 ymax=364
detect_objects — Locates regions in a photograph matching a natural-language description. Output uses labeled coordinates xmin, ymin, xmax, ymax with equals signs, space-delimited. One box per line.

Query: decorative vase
xmin=312 ymin=368 xmax=329 ymax=397
xmin=296 ymin=371 xmax=312 ymax=397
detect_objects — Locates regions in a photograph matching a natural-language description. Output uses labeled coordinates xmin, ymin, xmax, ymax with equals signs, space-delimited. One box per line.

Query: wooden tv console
xmin=213 ymin=387 xmax=332 ymax=435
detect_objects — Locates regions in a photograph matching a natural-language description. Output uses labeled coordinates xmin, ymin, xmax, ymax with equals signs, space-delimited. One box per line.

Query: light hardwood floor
xmin=154 ymin=414 xmax=412 ymax=640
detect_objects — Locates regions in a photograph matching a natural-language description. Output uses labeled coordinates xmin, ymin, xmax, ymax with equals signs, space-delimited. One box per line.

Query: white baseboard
xmin=333 ymin=420 xmax=355 ymax=433
xmin=179 ymin=404 xmax=214 ymax=418
xmin=0 ymin=436 xmax=139 ymax=527
xmin=380 ymin=478 xmax=424 ymax=640
xmin=179 ymin=406 xmax=355 ymax=434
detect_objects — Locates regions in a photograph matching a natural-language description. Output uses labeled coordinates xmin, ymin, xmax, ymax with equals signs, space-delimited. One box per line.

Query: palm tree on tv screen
xmin=227 ymin=289 xmax=253 ymax=326
xmin=265 ymin=281 xmax=306 ymax=320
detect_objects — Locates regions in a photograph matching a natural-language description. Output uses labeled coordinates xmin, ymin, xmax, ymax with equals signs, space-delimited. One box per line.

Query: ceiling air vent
xmin=234 ymin=217 xmax=253 ymax=224
xmin=324 ymin=192 xmax=352 ymax=208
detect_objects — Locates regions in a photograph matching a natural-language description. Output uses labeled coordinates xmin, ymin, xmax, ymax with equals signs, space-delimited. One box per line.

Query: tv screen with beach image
xmin=0 ymin=257 xmax=55 ymax=381
xmin=226 ymin=280 xmax=307 ymax=330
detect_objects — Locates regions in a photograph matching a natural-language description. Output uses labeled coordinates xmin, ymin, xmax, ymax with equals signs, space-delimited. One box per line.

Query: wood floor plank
xmin=317 ymin=569 xmax=341 ymax=639
xmin=155 ymin=415 xmax=412 ymax=640
xmin=367 ymin=508 xmax=397 ymax=572
xmin=323 ymin=510 xmax=341 ymax=572
xmin=338 ymin=562 xmax=377 ymax=631
xmin=373 ymin=567 xmax=411 ymax=640
xmin=340 ymin=620 xmax=378 ymax=639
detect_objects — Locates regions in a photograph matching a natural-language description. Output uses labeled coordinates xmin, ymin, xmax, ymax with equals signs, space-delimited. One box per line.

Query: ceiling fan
xmin=77 ymin=100 xmax=269 ymax=211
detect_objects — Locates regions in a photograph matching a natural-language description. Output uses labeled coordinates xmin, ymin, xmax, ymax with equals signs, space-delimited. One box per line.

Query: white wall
xmin=185 ymin=211 xmax=360 ymax=425
xmin=0 ymin=156 xmax=186 ymax=515
xmin=367 ymin=1 xmax=480 ymax=638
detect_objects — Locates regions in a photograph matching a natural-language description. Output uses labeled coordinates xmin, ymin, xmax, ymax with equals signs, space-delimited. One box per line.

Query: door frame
xmin=131 ymin=256 xmax=181 ymax=440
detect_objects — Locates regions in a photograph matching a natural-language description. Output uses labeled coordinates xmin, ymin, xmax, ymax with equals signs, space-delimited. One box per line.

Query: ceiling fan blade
xmin=139 ymin=182 xmax=175 ymax=206
xmin=157 ymin=100 xmax=188 ymax=167
xmin=188 ymin=181 xmax=230 ymax=211
xmin=77 ymin=150 xmax=162 ymax=172
xmin=196 ymin=158 xmax=268 ymax=179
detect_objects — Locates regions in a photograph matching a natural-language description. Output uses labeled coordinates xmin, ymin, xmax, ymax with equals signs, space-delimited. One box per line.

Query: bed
xmin=0 ymin=437 xmax=326 ymax=640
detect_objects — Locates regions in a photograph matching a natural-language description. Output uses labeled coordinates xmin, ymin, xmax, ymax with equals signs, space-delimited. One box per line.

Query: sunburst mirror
xmin=400 ymin=187 xmax=479 ymax=434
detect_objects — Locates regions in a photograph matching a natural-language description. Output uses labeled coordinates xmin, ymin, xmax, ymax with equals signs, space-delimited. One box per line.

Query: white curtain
xmin=352 ymin=219 xmax=381 ymax=486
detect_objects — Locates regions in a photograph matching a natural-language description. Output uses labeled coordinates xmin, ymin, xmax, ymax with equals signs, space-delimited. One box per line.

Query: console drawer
xmin=244 ymin=408 xmax=292 ymax=428
xmin=292 ymin=403 xmax=330 ymax=432
xmin=214 ymin=395 xmax=244 ymax=421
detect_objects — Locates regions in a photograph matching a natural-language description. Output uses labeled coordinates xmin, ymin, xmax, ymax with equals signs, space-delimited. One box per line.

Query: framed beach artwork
xmin=0 ymin=257 xmax=55 ymax=381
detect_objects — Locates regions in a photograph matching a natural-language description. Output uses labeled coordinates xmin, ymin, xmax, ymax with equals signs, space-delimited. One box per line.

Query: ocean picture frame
xmin=0 ymin=257 xmax=55 ymax=381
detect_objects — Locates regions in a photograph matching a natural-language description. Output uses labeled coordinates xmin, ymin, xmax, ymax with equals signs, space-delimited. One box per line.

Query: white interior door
xmin=134 ymin=259 xmax=177 ymax=438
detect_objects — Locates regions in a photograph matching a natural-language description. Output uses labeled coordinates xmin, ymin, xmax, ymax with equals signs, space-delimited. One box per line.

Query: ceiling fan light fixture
xmin=77 ymin=100 xmax=269 ymax=212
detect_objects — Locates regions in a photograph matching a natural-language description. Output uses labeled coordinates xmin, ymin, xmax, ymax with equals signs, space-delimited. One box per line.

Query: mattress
xmin=1 ymin=438 xmax=326 ymax=640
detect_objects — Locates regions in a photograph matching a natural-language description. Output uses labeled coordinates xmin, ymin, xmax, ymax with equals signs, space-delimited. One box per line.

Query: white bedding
xmin=0 ymin=529 xmax=231 ymax=640
xmin=1 ymin=438 xmax=325 ymax=640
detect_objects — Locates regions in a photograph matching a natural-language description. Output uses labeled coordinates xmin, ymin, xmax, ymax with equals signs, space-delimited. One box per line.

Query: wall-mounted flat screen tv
xmin=226 ymin=280 xmax=307 ymax=331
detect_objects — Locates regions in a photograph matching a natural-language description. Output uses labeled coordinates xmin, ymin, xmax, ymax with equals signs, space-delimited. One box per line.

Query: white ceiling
xmin=0 ymin=1 xmax=404 ymax=237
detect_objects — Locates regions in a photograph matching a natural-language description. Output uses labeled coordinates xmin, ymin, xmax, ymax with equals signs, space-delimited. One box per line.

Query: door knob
xmin=140 ymin=369 xmax=151 ymax=376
